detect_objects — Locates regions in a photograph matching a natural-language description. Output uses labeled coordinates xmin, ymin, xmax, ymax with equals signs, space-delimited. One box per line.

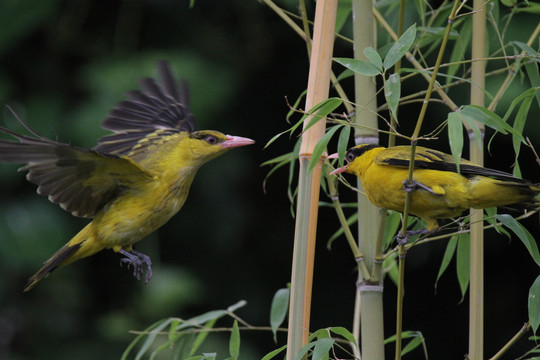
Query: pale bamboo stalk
xmin=469 ymin=0 xmax=486 ymax=358
xmin=351 ymin=0 xmax=384 ymax=359
xmin=286 ymin=1 xmax=338 ymax=359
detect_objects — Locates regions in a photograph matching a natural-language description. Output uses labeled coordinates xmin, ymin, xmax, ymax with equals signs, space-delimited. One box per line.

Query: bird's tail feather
xmin=24 ymin=224 xmax=101 ymax=292
xmin=24 ymin=242 xmax=83 ymax=292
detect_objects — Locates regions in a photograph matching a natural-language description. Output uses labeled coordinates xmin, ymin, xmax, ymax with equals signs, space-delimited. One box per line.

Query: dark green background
xmin=0 ymin=1 xmax=538 ymax=359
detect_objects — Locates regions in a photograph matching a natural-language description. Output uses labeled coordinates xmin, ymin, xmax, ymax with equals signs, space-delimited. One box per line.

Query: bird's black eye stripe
xmin=190 ymin=132 xmax=222 ymax=145
xmin=346 ymin=144 xmax=381 ymax=162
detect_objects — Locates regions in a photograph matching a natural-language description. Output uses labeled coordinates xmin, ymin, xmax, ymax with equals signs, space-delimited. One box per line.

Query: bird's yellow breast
xmin=93 ymin=173 xmax=194 ymax=249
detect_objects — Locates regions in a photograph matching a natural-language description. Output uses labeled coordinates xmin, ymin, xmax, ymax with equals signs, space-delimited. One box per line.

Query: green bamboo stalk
xmin=351 ymin=0 xmax=384 ymax=359
xmin=286 ymin=1 xmax=338 ymax=359
xmin=469 ymin=0 xmax=486 ymax=358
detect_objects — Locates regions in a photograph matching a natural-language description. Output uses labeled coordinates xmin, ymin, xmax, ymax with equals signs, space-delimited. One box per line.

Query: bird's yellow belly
xmin=362 ymin=165 xmax=470 ymax=219
xmin=93 ymin=184 xmax=188 ymax=249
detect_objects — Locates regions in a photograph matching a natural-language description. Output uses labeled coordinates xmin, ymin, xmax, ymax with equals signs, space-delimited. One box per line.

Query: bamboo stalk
xmin=468 ymin=0 xmax=486 ymax=358
xmin=286 ymin=1 xmax=338 ymax=359
xmin=351 ymin=0 xmax=384 ymax=359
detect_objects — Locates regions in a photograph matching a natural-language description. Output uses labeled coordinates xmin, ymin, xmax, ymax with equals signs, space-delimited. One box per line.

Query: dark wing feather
xmin=95 ymin=60 xmax=195 ymax=155
xmin=376 ymin=145 xmax=531 ymax=184
xmin=0 ymin=125 xmax=155 ymax=218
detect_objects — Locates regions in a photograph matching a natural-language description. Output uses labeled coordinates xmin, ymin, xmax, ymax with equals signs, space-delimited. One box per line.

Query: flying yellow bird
xmin=0 ymin=61 xmax=254 ymax=291
xmin=331 ymin=144 xmax=540 ymax=241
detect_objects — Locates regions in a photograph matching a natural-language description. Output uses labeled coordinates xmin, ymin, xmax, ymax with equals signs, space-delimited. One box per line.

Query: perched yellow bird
xmin=0 ymin=61 xmax=254 ymax=291
xmin=331 ymin=144 xmax=540 ymax=239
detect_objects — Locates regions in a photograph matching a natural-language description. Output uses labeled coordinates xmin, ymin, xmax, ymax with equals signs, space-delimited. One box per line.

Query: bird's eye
xmin=346 ymin=152 xmax=356 ymax=162
xmin=204 ymin=135 xmax=217 ymax=145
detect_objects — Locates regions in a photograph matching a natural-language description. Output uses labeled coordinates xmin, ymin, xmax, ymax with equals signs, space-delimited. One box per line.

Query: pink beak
xmin=329 ymin=165 xmax=348 ymax=175
xmin=327 ymin=152 xmax=348 ymax=175
xmin=220 ymin=135 xmax=255 ymax=149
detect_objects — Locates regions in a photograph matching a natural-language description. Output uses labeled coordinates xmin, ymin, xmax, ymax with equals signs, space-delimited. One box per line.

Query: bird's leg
xmin=119 ymin=249 xmax=153 ymax=284
xmin=402 ymin=179 xmax=435 ymax=194
xmin=396 ymin=229 xmax=436 ymax=245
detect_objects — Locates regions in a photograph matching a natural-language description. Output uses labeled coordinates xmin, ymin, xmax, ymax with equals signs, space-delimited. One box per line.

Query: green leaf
xmin=135 ymin=319 xmax=174 ymax=360
xmin=495 ymin=214 xmax=540 ymax=267
xmin=530 ymin=277 xmax=540 ymax=334
xmin=270 ymin=288 xmax=290 ymax=342
xmin=330 ymin=327 xmax=358 ymax=347
xmin=261 ymin=345 xmax=287 ymax=360
xmin=312 ymin=338 xmax=334 ymax=360
xmin=334 ymin=57 xmax=381 ymax=76
xmin=447 ymin=112 xmax=463 ymax=173
xmin=384 ymin=73 xmax=401 ymax=122
xmin=302 ymin=98 xmax=344 ymax=134
xmin=435 ymin=235 xmax=458 ymax=289
xmin=383 ymin=24 xmax=417 ymax=69
xmin=293 ymin=342 xmax=317 ymax=360
xmin=456 ymin=232 xmax=470 ymax=300
xmin=447 ymin=17 xmax=472 ymax=85
xmin=189 ymin=319 xmax=218 ymax=356
xmin=383 ymin=252 xmax=399 ymax=285
xmin=363 ymin=47 xmax=383 ymax=71
xmin=512 ymin=89 xmax=533 ymax=177
xmin=202 ymin=353 xmax=216 ymax=360
xmin=229 ymin=320 xmax=240 ymax=359
xmin=308 ymin=125 xmax=342 ymax=172
xmin=460 ymin=105 xmax=525 ymax=144
xmin=383 ymin=211 xmax=402 ymax=250
xmin=337 ymin=125 xmax=351 ymax=166
xmin=401 ymin=332 xmax=424 ymax=356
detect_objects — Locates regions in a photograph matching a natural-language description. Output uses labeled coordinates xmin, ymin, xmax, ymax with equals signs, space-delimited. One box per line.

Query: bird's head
xmin=184 ymin=130 xmax=255 ymax=165
xmin=329 ymin=144 xmax=382 ymax=177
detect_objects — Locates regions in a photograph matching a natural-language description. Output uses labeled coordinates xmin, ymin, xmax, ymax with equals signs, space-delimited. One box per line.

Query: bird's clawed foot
xmin=119 ymin=249 xmax=153 ymax=284
xmin=396 ymin=229 xmax=434 ymax=245
xmin=402 ymin=179 xmax=435 ymax=194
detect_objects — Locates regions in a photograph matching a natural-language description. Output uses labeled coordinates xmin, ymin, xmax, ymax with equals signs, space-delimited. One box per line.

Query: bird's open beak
xmin=327 ymin=152 xmax=348 ymax=175
xmin=329 ymin=166 xmax=348 ymax=175
xmin=220 ymin=135 xmax=255 ymax=149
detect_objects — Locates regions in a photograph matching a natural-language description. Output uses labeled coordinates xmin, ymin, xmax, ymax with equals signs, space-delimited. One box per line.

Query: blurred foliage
xmin=0 ymin=0 xmax=538 ymax=360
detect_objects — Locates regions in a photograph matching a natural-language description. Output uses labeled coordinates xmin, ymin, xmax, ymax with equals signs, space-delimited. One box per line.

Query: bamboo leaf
xmin=308 ymin=125 xmax=342 ymax=172
xmin=136 ymin=319 xmax=174 ymax=360
xmin=515 ymin=2 xmax=540 ymax=14
xmin=495 ymin=214 xmax=540 ymax=267
xmin=456 ymin=232 xmax=470 ymax=300
xmin=330 ymin=327 xmax=358 ymax=347
xmin=202 ymin=353 xmax=216 ymax=360
xmin=337 ymin=125 xmax=351 ymax=166
xmin=383 ymin=252 xmax=399 ymax=285
xmin=383 ymin=211 xmax=402 ymax=251
xmin=188 ymin=319 xmax=218 ymax=356
xmin=261 ymin=345 xmax=287 ymax=360
xmin=401 ymin=332 xmax=424 ymax=356
xmin=512 ymin=89 xmax=533 ymax=177
xmin=447 ymin=17 xmax=472 ymax=85
xmin=484 ymin=207 xmax=510 ymax=237
xmin=312 ymin=338 xmax=334 ymax=360
xmin=363 ymin=47 xmax=383 ymax=71
xmin=529 ymin=276 xmax=540 ymax=334
xmin=435 ymin=235 xmax=458 ymax=289
xmin=302 ymin=98 xmax=343 ymax=134
xmin=447 ymin=112 xmax=463 ymax=173
xmin=293 ymin=342 xmax=317 ymax=360
xmin=229 ymin=320 xmax=240 ymax=359
xmin=384 ymin=73 xmax=401 ymax=122
xmin=270 ymin=287 xmax=290 ymax=342
xmin=334 ymin=57 xmax=381 ymax=76
xmin=460 ymin=105 xmax=525 ymax=144
xmin=383 ymin=24 xmax=417 ymax=69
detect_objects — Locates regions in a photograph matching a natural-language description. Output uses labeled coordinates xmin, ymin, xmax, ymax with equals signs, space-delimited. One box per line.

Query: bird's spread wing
xmin=95 ymin=60 xmax=195 ymax=156
xmin=375 ymin=146 xmax=530 ymax=183
xmin=0 ymin=124 xmax=156 ymax=218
